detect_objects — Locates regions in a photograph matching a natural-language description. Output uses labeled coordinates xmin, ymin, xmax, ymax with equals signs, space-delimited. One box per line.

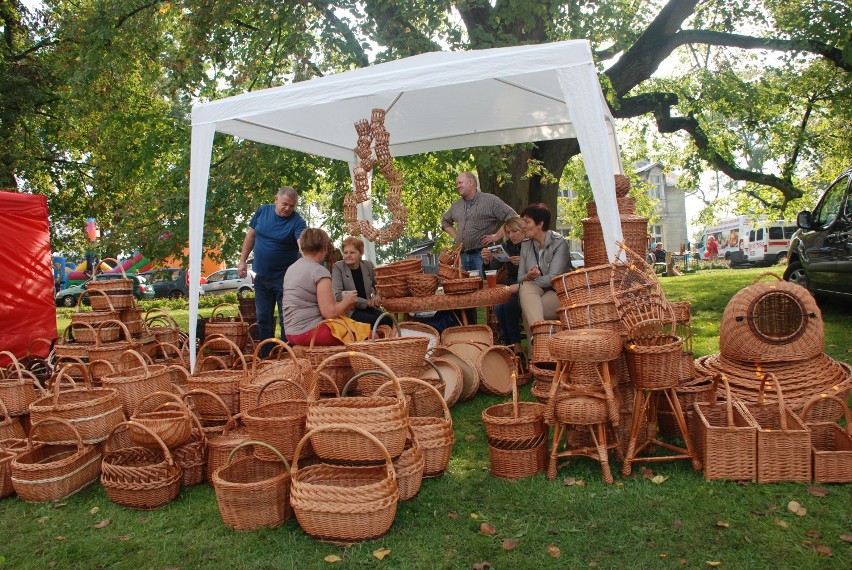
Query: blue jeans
xmin=495 ymin=292 xmax=521 ymax=345
xmin=254 ymin=274 xmax=284 ymax=356
xmin=460 ymin=251 xmax=483 ymax=323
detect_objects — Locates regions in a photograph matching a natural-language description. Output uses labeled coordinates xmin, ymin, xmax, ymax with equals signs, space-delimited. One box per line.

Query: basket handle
xmin=341 ymin=369 xmax=389 ymax=397
xmin=51 ymin=363 xmax=91 ymax=404
xmin=105 ymin=420 xmax=174 ymax=465
xmin=27 ymin=337 xmax=56 ymax=358
xmin=422 ymin=357 xmax=444 ymax=393
xmin=156 ymin=342 xmax=186 ymax=367
xmin=94 ymin=257 xmax=129 ymax=280
xmin=167 ymin=364 xmax=190 ymax=388
xmin=144 ymin=307 xmax=179 ymax=328
xmin=800 ymin=394 xmax=852 ymax=434
xmin=315 ymin=350 xmax=400 ymax=400
xmin=83 ymin=288 xmax=115 ymax=312
xmin=185 ymin=406 xmax=207 ymax=444
xmin=291 ymin=423 xmax=396 ymax=482
xmin=370 ymin=312 xmax=398 ymax=341
xmin=209 ymin=302 xmax=244 ymax=323
xmin=757 ymin=373 xmax=789 ymax=432
xmin=118 ymin=349 xmax=150 ymax=375
xmin=197 ymin=353 xmax=231 ymax=372
xmin=198 ymin=336 xmax=248 ymax=374
xmin=96 ymin=319 xmax=133 ymax=347
xmin=751 ymin=272 xmax=783 ymax=285
xmin=182 ymin=388 xmax=234 ymax=422
xmin=27 ymin=416 xmax=84 ymax=452
xmin=380 ymin=376 xmax=451 ymax=422
xmin=0 ymin=350 xmax=23 ymax=374
xmin=310 ymin=371 xmax=340 ymax=398
xmin=251 ymin=338 xmax=298 ymax=373
xmin=132 ymin=390 xmax=191 ymax=417
xmin=255 ymin=376 xmax=308 ymax=405
xmin=224 ymin=440 xmax=291 ymax=470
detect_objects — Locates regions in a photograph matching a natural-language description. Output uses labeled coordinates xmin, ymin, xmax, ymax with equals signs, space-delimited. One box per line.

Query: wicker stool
xmin=544 ymin=329 xmax=624 ymax=484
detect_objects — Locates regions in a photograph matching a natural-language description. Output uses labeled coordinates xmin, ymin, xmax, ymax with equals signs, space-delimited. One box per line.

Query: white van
xmin=696 ymin=216 xmax=752 ymax=264
xmin=745 ymin=221 xmax=796 ymax=266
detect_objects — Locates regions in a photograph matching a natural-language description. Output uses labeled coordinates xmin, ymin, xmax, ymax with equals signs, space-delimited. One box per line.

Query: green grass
xmin=9 ymin=268 xmax=850 ymax=569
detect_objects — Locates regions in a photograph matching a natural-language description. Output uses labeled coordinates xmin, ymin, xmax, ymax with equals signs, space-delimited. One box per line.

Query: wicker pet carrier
xmin=719 ymin=273 xmax=823 ymax=363
xmin=799 ymin=395 xmax=852 ymax=484
xmin=212 ymin=441 xmax=292 ymax=530
xmin=290 ymin=424 xmax=399 ymax=543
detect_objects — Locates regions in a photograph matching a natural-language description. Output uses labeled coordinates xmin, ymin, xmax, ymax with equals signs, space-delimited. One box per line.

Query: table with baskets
xmin=381 ymin=286 xmax=513 ymax=326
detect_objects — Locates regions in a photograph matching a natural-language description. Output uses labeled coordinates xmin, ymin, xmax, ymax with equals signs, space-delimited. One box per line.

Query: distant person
xmin=282 ymin=228 xmax=357 ymax=346
xmin=238 ymin=186 xmax=306 ymax=355
xmin=481 ymin=216 xmax=525 ymax=355
xmin=706 ymin=235 xmax=719 ymax=260
xmin=332 ymin=236 xmax=384 ymax=327
xmin=654 ymin=243 xmax=666 ymax=263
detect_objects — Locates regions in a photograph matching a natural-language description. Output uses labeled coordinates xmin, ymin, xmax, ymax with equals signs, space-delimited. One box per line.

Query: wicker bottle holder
xmin=101 ymin=420 xmax=182 ymax=510
xmin=290 ymin=423 xmax=399 ymax=543
xmin=11 ymin=417 xmax=102 ymax=502
xmin=212 ymin=440 xmax=292 ymax=530
xmin=799 ymin=394 xmax=852 ymax=484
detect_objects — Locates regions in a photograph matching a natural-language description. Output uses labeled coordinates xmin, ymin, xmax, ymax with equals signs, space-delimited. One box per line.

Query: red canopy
xmin=0 ymin=191 xmax=57 ymax=365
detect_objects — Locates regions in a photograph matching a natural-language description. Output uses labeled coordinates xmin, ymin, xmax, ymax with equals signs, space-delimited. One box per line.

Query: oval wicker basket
xmin=406 ymin=273 xmax=439 ymax=297
xmin=441 ymin=277 xmax=482 ymax=295
xmin=546 ymin=329 xmax=622 ymax=363
xmin=551 ymin=264 xmax=613 ymax=307
xmin=482 ymin=376 xmax=546 ymax=445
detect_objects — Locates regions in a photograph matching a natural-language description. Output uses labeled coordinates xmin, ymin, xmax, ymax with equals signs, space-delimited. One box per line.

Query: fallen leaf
xmin=743 ymin=535 xmax=752 ymax=544
xmin=448 ymin=512 xmax=459 ymax=519
xmin=502 ymin=538 xmax=519 ymax=551
xmin=641 ymin=467 xmax=655 ymax=479
xmin=372 ymin=548 xmax=391 ymax=561
xmin=679 ymin=559 xmax=688 ymax=565
xmin=52 ymin=503 xmax=67 ymax=509
xmin=480 ymin=522 xmax=497 ymax=536
xmin=775 ymin=519 xmax=788 ymax=529
xmin=547 ymin=528 xmax=560 ymax=535
xmin=563 ymin=477 xmax=576 ymax=486
xmin=137 ymin=516 xmax=150 ymax=524
xmin=93 ymin=518 xmax=111 ymax=529
xmin=575 ymin=479 xmax=586 ymax=487
xmin=788 ymin=501 xmax=807 ymax=516
xmin=815 ymin=545 xmax=832 ymax=557
xmin=547 ymin=544 xmax=561 ymax=558
xmin=803 ymin=540 xmax=814 ymax=548
xmin=806 ymin=486 xmax=829 ymax=497
xmin=89 ymin=507 xmax=100 ymax=515
xmin=840 ymin=534 xmax=852 ymax=543
xmin=651 ymin=475 xmax=668 ymax=485
xmin=805 ymin=530 xmax=822 ymax=539
xmin=706 ymin=562 xmax=721 ymax=567
xmin=470 ymin=513 xmax=480 ymax=520
xmin=55 ymin=536 xmax=65 ymax=541
xmin=615 ymin=482 xmax=624 ymax=487
xmin=323 ymin=556 xmax=341 ymax=565
xmin=47 ymin=562 xmax=57 ymax=568
xmin=716 ymin=521 xmax=730 ymax=529
xmin=659 ymin=553 xmax=667 ymax=558
xmin=471 ymin=563 xmax=491 ymax=570
xmin=38 ymin=516 xmax=49 ymax=524
xmin=465 ymin=434 xmax=477 ymax=442
xmin=589 ymin=562 xmax=598 ymax=568
xmin=672 ymin=520 xmax=683 ymax=530
xmin=114 ymin=536 xmax=131 ymax=541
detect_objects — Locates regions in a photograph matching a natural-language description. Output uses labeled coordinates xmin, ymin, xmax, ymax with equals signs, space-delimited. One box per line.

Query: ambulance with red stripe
xmin=745 ymin=220 xmax=796 ymax=266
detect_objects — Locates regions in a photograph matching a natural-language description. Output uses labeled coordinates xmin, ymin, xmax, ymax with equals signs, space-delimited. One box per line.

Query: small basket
xmin=437 ymin=262 xmax=463 ymax=280
xmin=1 ymin=440 xmax=15 ymax=499
xmin=0 ymin=398 xmax=26 ymax=442
xmin=290 ymin=424 xmax=399 ymax=542
xmin=11 ymin=418 xmax=102 ymax=502
xmin=171 ymin=412 xmax=208 ymax=486
xmin=487 ymin=433 xmax=547 ymax=480
xmin=529 ymin=320 xmax=562 ymax=362
xmin=546 ymin=329 xmax=622 ymax=363
xmin=482 ymin=376 xmax=546 ymax=445
xmin=742 ymin=374 xmax=812 ymax=483
xmin=693 ymin=375 xmax=757 ymax=481
xmin=291 ymin=320 xmax=354 ymax=396
xmin=406 ymin=273 xmax=439 ymax=297
xmin=375 ymin=281 xmax=410 ymax=299
xmin=206 ymin=412 xmax=251 ymax=484
xmin=87 ymin=258 xmax=133 ymax=294
xmin=405 ymin=380 xmax=454 ymax=477
xmin=348 ymin=336 xmax=429 ymax=395
xmin=212 ymin=441 xmax=292 ymax=530
xmin=187 ymin=337 xmax=248 ymax=416
xmin=0 ymin=351 xmax=47 ymax=415
xmin=101 ymin=421 xmax=182 ymax=510
xmin=624 ymin=335 xmax=683 ymax=390
xmin=799 ymin=394 xmax=852 ymax=484
xmin=551 ymin=387 xmax=609 ymax=426
xmin=441 ymin=277 xmax=482 ymax=295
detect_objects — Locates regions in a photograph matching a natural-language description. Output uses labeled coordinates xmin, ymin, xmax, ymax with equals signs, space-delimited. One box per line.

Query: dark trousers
xmin=254 ymin=273 xmax=284 ymax=357
xmin=495 ymin=292 xmax=521 ymax=345
xmin=350 ymin=307 xmax=385 ymax=327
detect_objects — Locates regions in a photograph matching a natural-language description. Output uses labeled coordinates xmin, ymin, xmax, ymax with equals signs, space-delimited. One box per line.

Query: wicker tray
xmin=442 ymin=277 xmax=482 ymax=295
xmin=381 ymin=286 xmax=511 ymax=314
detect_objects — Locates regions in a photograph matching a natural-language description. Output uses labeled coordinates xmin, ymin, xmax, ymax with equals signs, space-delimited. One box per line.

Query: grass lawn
xmin=9 ymin=267 xmax=850 ymax=569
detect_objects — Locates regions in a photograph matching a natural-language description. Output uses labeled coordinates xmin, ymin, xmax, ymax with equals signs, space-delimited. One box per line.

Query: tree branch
xmin=115 ymin=1 xmax=167 ymax=29
xmin=315 ymin=2 xmax=369 ymax=68
xmin=363 ymin=1 xmax=442 ymax=56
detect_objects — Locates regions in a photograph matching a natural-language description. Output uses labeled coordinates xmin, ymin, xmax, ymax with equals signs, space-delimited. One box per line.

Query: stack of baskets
xmin=374 ymin=258 xmax=423 ymax=299
xmin=437 ymin=243 xmax=463 ymax=280
xmin=581 ymin=175 xmax=648 ymax=267
xmin=482 ymin=378 xmax=546 ymax=479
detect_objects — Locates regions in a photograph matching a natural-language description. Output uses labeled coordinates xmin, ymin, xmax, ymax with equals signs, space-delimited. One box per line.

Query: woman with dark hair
xmin=481 ymin=216 xmax=526 ymax=354
xmin=503 ymin=203 xmax=572 ymax=346
xmin=332 ymin=236 xmax=384 ymax=326
xmin=282 ymin=228 xmax=357 ymax=346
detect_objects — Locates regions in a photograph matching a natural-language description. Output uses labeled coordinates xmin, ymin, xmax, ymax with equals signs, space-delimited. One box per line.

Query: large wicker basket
xmin=625 ymin=335 xmax=683 ymax=390
xmin=205 ymin=304 xmax=249 ymax=352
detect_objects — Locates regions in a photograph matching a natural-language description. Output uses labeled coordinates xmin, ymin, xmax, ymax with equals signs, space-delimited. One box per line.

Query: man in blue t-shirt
xmin=238 ymin=186 xmax=307 ymax=353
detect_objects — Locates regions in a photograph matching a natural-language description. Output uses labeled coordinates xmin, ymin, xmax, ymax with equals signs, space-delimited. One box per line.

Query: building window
xmin=649 ymin=174 xmax=664 ymax=200
xmin=650 ymin=224 xmax=662 ymax=245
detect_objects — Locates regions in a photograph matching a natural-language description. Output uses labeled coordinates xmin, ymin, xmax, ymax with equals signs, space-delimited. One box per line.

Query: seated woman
xmin=283 ymin=228 xmax=357 ymax=346
xmin=503 ymin=203 xmax=572 ymax=346
xmin=481 ymin=216 xmax=525 ymax=355
xmin=331 ymin=236 xmax=385 ymax=326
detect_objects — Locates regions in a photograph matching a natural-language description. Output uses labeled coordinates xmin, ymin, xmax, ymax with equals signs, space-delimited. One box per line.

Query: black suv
xmin=140 ymin=267 xmax=191 ymax=299
xmin=784 ymin=167 xmax=852 ymax=298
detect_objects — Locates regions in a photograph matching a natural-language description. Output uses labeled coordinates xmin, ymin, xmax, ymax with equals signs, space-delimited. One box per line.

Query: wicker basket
xmin=442 ymin=277 xmax=482 ymax=295
xmin=145 ymin=309 xmax=184 ymax=346
xmin=205 ymin=304 xmax=250 ymax=352
xmin=799 ymin=394 xmax=852 ymax=484
xmin=487 ymin=433 xmax=547 ymax=480
xmin=719 ymin=273 xmax=823 ymax=363
xmin=129 ymin=391 xmax=194 ymax=449
xmin=551 ymin=386 xmax=609 ymax=425
xmin=187 ymin=337 xmax=248 ymax=416
xmin=742 ymin=374 xmax=812 ymax=483
xmin=101 ymin=349 xmax=172 ymax=417
xmin=290 ymin=424 xmax=399 ymax=542
xmin=583 ymin=215 xmax=648 ymax=268
xmin=206 ymin=413 xmax=251 ymax=484
xmin=476 ymin=346 xmax=517 ymax=396
xmin=11 ymin=418 xmax=102 ymax=502
xmin=406 ymin=273 xmax=439 ymax=297
xmin=393 ymin=433 xmax=425 ymax=501
xmin=86 ymin=320 xmax=141 ymax=367
xmin=438 ymin=262 xmax=463 ymax=280
xmin=291 ymin=320 xmax=354 ymax=396
xmin=529 ymin=320 xmax=562 ymax=362
xmin=0 ymin=351 xmax=46 ymax=415
xmin=693 ymin=375 xmax=757 ymax=481
xmin=546 ymin=329 xmax=622 ymax=363
xmin=440 ymin=324 xmax=493 ymax=347
xmin=307 ymin=352 xmax=409 ymax=463
xmin=625 ymin=335 xmax=683 ymax=390
xmin=243 ymin=338 xmax=311 ymax=412
xmin=422 ymin=356 xmax=463 ymax=407
xmin=101 ymin=421 xmax=182 ymax=510
xmin=551 ymin=265 xmax=613 ymax=307
xmin=212 ymin=441 xmax=292 ymax=530
xmin=347 ymin=336 xmax=429 ymax=395
xmin=243 ymin=378 xmax=309 ymax=462
xmin=374 ymin=258 xmax=422 ymax=278
xmin=482 ymin=377 xmax=546 ymax=446
xmin=0 ymin=441 xmax=15 ymax=499
xmin=397 ymin=321 xmax=441 ymax=352
xmin=87 ymin=258 xmax=133 ymax=294
xmin=0 ymin=398 xmax=26 ymax=442
xmin=405 ymin=380 xmax=454 ymax=477
xmin=28 ymin=365 xmax=124 ymax=445
xmin=171 ymin=412 xmax=208 ymax=486
xmin=443 ymin=342 xmax=488 ymax=401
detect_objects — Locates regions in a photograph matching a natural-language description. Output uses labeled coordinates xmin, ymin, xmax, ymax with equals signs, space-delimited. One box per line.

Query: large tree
xmin=4 ymin=0 xmax=849 ymax=259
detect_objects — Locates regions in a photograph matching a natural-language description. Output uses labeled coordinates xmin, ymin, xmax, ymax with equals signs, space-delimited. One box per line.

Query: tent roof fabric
xmin=188 ymin=40 xmax=626 ymax=370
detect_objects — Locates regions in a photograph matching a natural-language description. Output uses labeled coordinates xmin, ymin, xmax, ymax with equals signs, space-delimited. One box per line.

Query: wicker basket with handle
xmin=482 ymin=375 xmax=546 ymax=446
xmin=0 ymin=398 xmax=26 ymax=442
xmin=187 ymin=337 xmax=248 ymax=416
xmin=348 ymin=336 xmax=429 ymax=395
xmin=625 ymin=335 xmax=683 ymax=390
xmin=129 ymin=391 xmax=194 ymax=449
xmin=101 ymin=349 xmax=172 ymax=418
xmin=0 ymin=351 xmax=47 ymax=416
xmin=243 ymin=378 xmax=309 ymax=462
xmin=401 ymin=378 xmax=454 ymax=477
xmin=799 ymin=394 xmax=852 ymax=484
xmin=205 ymin=303 xmax=249 ymax=352
xmin=291 ymin=319 xmax=355 ymax=396
xmin=393 ymin=430 xmax=425 ymax=501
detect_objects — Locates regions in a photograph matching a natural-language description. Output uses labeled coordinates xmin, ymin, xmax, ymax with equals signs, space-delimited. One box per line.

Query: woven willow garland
xmin=343 ymin=109 xmax=409 ymax=245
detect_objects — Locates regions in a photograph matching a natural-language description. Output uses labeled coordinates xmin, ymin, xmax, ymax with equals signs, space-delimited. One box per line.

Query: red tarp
xmin=0 ymin=191 xmax=57 ymax=365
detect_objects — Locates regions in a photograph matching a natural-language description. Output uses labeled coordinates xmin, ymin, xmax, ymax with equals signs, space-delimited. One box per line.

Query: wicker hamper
xmin=799 ymin=395 xmax=852 ymax=484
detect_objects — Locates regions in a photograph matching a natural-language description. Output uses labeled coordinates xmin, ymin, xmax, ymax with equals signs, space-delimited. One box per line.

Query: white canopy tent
xmin=188 ymin=40 xmax=625 ymax=370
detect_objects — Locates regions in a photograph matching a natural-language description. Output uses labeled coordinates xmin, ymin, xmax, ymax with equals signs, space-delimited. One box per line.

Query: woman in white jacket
xmin=331 ymin=236 xmax=385 ymax=326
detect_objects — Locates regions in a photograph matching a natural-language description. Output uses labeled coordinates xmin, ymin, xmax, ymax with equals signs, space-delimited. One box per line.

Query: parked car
xmin=140 ymin=267 xmax=206 ymax=299
xmin=55 ymin=273 xmax=155 ymax=307
xmin=201 ymin=268 xmax=255 ymax=297
xmin=784 ymin=167 xmax=852 ymax=298
xmin=570 ymin=251 xmax=585 ymax=269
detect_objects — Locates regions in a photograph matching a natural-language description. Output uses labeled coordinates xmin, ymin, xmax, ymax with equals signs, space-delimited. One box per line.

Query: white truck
xmin=744 ymin=220 xmax=796 ymax=266
xmin=696 ymin=216 xmax=752 ymax=265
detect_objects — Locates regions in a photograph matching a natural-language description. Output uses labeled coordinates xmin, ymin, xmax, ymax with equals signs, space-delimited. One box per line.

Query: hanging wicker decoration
xmin=343 ymin=109 xmax=409 ymax=245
